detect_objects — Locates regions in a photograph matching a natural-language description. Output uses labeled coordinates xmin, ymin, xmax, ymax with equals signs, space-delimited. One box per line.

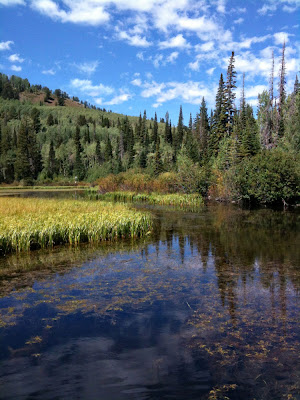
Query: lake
xmin=0 ymin=194 xmax=299 ymax=400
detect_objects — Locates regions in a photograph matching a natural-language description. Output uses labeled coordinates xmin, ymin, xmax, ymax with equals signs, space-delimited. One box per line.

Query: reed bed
xmin=88 ymin=191 xmax=204 ymax=208
xmin=0 ymin=198 xmax=152 ymax=255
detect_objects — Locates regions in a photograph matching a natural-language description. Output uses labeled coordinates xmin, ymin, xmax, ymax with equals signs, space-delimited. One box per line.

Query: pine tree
xmin=154 ymin=138 xmax=163 ymax=176
xmin=95 ymin=138 xmax=102 ymax=164
xmin=294 ymin=75 xmax=299 ymax=95
xmin=104 ymin=135 xmax=113 ymax=162
xmin=198 ymin=97 xmax=210 ymax=164
xmin=31 ymin=108 xmax=41 ymax=134
xmin=164 ymin=112 xmax=172 ymax=144
xmin=211 ymin=73 xmax=227 ymax=155
xmin=152 ymin=112 xmax=158 ymax=145
xmin=176 ymin=105 xmax=184 ymax=150
xmin=136 ymin=112 xmax=143 ymax=142
xmin=47 ymin=140 xmax=57 ymax=179
xmin=74 ymin=125 xmax=85 ymax=180
xmin=15 ymin=119 xmax=31 ymax=181
xmin=47 ymin=113 xmax=54 ymax=126
xmin=225 ymin=52 xmax=237 ymax=135
xmin=114 ymin=137 xmax=122 ymax=173
xmin=277 ymin=41 xmax=286 ymax=140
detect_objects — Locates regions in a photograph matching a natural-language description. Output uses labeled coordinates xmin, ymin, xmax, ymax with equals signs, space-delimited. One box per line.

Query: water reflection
xmin=0 ymin=204 xmax=299 ymax=399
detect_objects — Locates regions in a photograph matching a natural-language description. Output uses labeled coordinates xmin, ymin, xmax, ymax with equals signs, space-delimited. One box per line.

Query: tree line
xmin=0 ymin=45 xmax=299 ymax=203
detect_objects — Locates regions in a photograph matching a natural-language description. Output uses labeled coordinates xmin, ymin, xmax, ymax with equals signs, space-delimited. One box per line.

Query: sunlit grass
xmin=88 ymin=191 xmax=204 ymax=207
xmin=0 ymin=198 xmax=152 ymax=254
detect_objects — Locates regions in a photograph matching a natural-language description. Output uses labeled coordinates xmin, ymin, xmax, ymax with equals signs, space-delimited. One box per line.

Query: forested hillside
xmin=0 ymin=48 xmax=299 ymax=204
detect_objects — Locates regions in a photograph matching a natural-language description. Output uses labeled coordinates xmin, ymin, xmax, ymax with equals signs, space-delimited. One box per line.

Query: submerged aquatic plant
xmin=0 ymin=198 xmax=152 ymax=254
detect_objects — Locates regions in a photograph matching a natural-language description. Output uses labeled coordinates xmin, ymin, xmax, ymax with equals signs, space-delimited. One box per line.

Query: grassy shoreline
xmin=0 ymin=198 xmax=152 ymax=255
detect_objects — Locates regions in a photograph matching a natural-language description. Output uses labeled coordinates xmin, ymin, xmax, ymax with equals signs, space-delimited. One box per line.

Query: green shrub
xmin=228 ymin=150 xmax=300 ymax=204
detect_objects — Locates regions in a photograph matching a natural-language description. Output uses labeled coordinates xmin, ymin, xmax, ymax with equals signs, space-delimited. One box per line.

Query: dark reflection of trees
xmin=150 ymin=204 xmax=300 ymax=318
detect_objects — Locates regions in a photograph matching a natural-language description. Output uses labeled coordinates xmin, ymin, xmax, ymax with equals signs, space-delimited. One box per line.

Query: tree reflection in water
xmin=0 ymin=204 xmax=299 ymax=400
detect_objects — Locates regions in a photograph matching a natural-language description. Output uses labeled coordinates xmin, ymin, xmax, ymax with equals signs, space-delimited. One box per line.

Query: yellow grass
xmin=0 ymin=198 xmax=152 ymax=254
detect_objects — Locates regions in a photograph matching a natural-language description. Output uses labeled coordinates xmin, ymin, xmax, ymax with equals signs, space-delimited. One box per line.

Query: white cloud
xmin=118 ymin=30 xmax=152 ymax=47
xmin=0 ymin=40 xmax=14 ymax=51
xmin=233 ymin=17 xmax=244 ymax=24
xmin=153 ymin=54 xmax=163 ymax=68
xmin=11 ymin=65 xmax=22 ymax=71
xmin=166 ymin=51 xmax=179 ymax=63
xmin=188 ymin=60 xmax=200 ymax=71
xmin=94 ymin=98 xmax=103 ymax=105
xmin=42 ymin=68 xmax=55 ymax=75
xmin=0 ymin=0 xmax=25 ymax=5
xmin=152 ymin=102 xmax=162 ymax=108
xmin=138 ymin=79 xmax=216 ymax=107
xmin=136 ymin=52 xmax=144 ymax=60
xmin=145 ymin=72 xmax=153 ymax=79
xmin=282 ymin=5 xmax=297 ymax=12
xmin=131 ymin=78 xmax=142 ymax=86
xmin=106 ymin=93 xmax=132 ymax=105
xmin=8 ymin=53 xmax=24 ymax=63
xmin=177 ymin=16 xmax=219 ymax=35
xmin=274 ymin=32 xmax=290 ymax=45
xmin=258 ymin=0 xmax=300 ymax=15
xmin=216 ymin=0 xmax=226 ymax=14
xmin=30 ymin=0 xmax=110 ymax=26
xmin=141 ymin=81 xmax=166 ymax=98
xmin=235 ymin=7 xmax=246 ymax=13
xmin=70 ymin=78 xmax=114 ymax=97
xmin=158 ymin=34 xmax=191 ymax=50
xmin=206 ymin=67 xmax=216 ymax=75
xmin=245 ymin=84 xmax=268 ymax=98
xmin=196 ymin=41 xmax=215 ymax=52
xmin=257 ymin=3 xmax=277 ymax=15
xmin=73 ymin=61 xmax=99 ymax=75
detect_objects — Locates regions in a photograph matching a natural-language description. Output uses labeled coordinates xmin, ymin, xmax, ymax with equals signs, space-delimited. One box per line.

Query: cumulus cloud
xmin=0 ymin=40 xmax=14 ymax=51
xmin=273 ymin=32 xmax=290 ymax=44
xmin=138 ymin=79 xmax=216 ymax=107
xmin=70 ymin=78 xmax=114 ymax=97
xmin=233 ymin=17 xmax=244 ymax=24
xmin=106 ymin=93 xmax=132 ymax=105
xmin=158 ymin=34 xmax=191 ymax=50
xmin=30 ymin=0 xmax=110 ymax=26
xmin=117 ymin=31 xmax=152 ymax=47
xmin=8 ymin=53 xmax=24 ymax=63
xmin=131 ymin=78 xmax=142 ymax=86
xmin=216 ymin=0 xmax=226 ymax=14
xmin=166 ymin=51 xmax=179 ymax=63
xmin=11 ymin=65 xmax=22 ymax=71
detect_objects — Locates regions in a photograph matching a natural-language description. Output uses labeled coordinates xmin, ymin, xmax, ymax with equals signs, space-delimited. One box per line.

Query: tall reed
xmin=87 ymin=191 xmax=204 ymax=208
xmin=0 ymin=198 xmax=152 ymax=255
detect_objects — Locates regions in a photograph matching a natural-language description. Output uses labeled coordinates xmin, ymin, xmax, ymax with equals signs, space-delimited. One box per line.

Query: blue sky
xmin=0 ymin=0 xmax=299 ymax=122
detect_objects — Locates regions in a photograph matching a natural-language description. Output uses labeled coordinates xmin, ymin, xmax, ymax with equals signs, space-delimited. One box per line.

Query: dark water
xmin=0 ymin=199 xmax=299 ymax=400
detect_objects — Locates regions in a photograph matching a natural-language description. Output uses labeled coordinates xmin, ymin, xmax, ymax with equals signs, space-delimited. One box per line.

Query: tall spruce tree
xmin=225 ymin=52 xmax=237 ymax=135
xmin=176 ymin=105 xmax=184 ymax=150
xmin=152 ymin=112 xmax=158 ymax=145
xmin=277 ymin=41 xmax=286 ymax=140
xmin=198 ymin=97 xmax=210 ymax=164
xmin=47 ymin=140 xmax=57 ymax=179
xmin=74 ymin=125 xmax=85 ymax=180
xmin=14 ymin=118 xmax=31 ymax=181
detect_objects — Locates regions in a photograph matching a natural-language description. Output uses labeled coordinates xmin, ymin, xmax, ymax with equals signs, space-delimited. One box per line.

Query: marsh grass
xmin=88 ymin=191 xmax=204 ymax=208
xmin=0 ymin=198 xmax=152 ymax=254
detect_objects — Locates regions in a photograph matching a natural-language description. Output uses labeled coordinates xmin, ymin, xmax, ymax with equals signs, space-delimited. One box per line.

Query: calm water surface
xmin=0 ymin=198 xmax=299 ymax=399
